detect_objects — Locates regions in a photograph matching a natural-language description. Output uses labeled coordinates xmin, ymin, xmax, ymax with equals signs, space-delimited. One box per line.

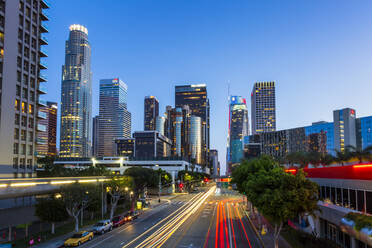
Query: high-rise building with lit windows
xmin=251 ymin=81 xmax=276 ymax=134
xmin=37 ymin=101 xmax=57 ymax=157
xmin=165 ymin=105 xmax=190 ymax=159
xmin=97 ymin=78 xmax=131 ymax=157
xmin=175 ymin=84 xmax=209 ymax=167
xmin=0 ymin=0 xmax=49 ymax=177
xmin=60 ymin=24 xmax=92 ymax=158
xmin=144 ymin=96 xmax=159 ymax=131
xmin=333 ymin=108 xmax=356 ymax=152
xmin=227 ymin=96 xmax=249 ymax=169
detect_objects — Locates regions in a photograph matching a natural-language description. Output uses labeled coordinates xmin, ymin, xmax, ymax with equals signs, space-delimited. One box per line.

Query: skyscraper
xmin=175 ymin=84 xmax=209 ymax=166
xmin=37 ymin=101 xmax=57 ymax=157
xmin=144 ymin=96 xmax=159 ymax=131
xmin=227 ymin=96 xmax=249 ymax=166
xmin=155 ymin=116 xmax=166 ymax=136
xmin=92 ymin=115 xmax=99 ymax=157
xmin=0 ymin=0 xmax=49 ymax=177
xmin=189 ymin=116 xmax=202 ymax=165
xmin=166 ymin=105 xmax=190 ymax=159
xmin=333 ymin=108 xmax=356 ymax=152
xmin=251 ymin=82 xmax=276 ymax=134
xmin=60 ymin=24 xmax=92 ymax=158
xmin=98 ymin=78 xmax=131 ymax=157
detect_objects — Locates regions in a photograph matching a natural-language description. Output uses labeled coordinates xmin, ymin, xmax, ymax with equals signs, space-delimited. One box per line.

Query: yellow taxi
xmin=64 ymin=230 xmax=94 ymax=247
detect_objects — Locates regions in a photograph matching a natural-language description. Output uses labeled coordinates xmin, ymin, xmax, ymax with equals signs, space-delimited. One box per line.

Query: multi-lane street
xmin=79 ymin=185 xmax=262 ymax=248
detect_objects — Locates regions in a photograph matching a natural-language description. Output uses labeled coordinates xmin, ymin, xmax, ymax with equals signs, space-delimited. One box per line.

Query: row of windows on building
xmin=13 ymin=143 xmax=33 ymax=156
xmin=15 ymin=114 xmax=34 ymax=128
xmin=319 ymin=185 xmax=372 ymax=214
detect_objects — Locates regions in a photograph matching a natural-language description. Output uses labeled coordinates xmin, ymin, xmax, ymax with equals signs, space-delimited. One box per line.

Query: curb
xmin=241 ymin=207 xmax=266 ymax=248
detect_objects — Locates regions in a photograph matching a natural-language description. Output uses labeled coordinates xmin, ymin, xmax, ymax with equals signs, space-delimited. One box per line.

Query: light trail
xmin=227 ymin=203 xmax=237 ymax=248
xmin=223 ymin=203 xmax=230 ymax=248
xmin=215 ymin=201 xmax=219 ymax=248
xmin=122 ymin=190 xmax=210 ymax=248
xmin=234 ymin=205 xmax=252 ymax=248
xmin=148 ymin=187 xmax=215 ymax=248
xmin=128 ymin=186 xmax=216 ymax=248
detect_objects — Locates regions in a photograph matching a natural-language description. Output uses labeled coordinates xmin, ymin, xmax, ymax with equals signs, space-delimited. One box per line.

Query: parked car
xmin=64 ymin=231 xmax=93 ymax=247
xmin=91 ymin=220 xmax=113 ymax=234
xmin=112 ymin=215 xmax=126 ymax=227
xmin=130 ymin=210 xmax=140 ymax=220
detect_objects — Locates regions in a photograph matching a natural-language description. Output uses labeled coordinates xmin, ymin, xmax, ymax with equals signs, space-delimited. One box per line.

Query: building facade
xmin=189 ymin=116 xmax=202 ymax=165
xmin=133 ymin=131 xmax=171 ymax=159
xmin=92 ymin=115 xmax=99 ymax=157
xmin=305 ymin=121 xmax=335 ymax=155
xmin=175 ymin=84 xmax=209 ymax=167
xmin=144 ymin=96 xmax=159 ymax=131
xmin=334 ymin=108 xmax=356 ymax=152
xmin=60 ymin=24 xmax=92 ymax=158
xmin=155 ymin=116 xmax=166 ymax=136
xmin=115 ymin=138 xmax=135 ymax=158
xmin=166 ymin=105 xmax=190 ymax=159
xmin=251 ymin=81 xmax=276 ymax=134
xmin=227 ymin=96 xmax=249 ymax=167
xmin=98 ymin=78 xmax=131 ymax=157
xmin=356 ymin=116 xmax=372 ymax=150
xmin=209 ymin=149 xmax=219 ymax=177
xmin=36 ymin=101 xmax=57 ymax=157
xmin=0 ymin=0 xmax=49 ymax=177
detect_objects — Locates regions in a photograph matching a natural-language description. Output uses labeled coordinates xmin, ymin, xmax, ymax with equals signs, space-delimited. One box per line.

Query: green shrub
xmin=345 ymin=212 xmax=372 ymax=231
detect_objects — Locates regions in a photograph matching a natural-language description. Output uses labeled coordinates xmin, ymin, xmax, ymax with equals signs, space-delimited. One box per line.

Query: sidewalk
xmin=242 ymin=208 xmax=292 ymax=248
xmin=33 ymin=194 xmax=181 ymax=248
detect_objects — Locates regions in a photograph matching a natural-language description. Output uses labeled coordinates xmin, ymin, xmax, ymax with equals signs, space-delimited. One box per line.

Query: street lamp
xmin=125 ymin=187 xmax=128 ymax=192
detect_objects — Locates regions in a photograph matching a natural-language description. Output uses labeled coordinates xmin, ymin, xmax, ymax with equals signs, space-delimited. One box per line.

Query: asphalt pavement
xmin=40 ymin=186 xmax=263 ymax=248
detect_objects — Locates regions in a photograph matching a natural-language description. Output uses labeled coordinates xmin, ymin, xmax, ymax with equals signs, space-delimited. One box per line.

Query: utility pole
xmin=101 ymin=182 xmax=104 ymax=219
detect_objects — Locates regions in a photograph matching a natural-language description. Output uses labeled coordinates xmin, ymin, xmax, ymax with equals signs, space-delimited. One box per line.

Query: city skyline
xmin=45 ymin=0 xmax=371 ymax=174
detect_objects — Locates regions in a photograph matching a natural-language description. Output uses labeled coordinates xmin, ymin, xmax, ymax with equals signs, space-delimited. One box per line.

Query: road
xmin=79 ymin=185 xmax=262 ymax=248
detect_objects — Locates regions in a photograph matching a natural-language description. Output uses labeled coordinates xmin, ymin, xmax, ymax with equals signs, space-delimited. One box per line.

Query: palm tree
xmin=319 ymin=153 xmax=334 ymax=166
xmin=346 ymin=145 xmax=372 ymax=163
xmin=334 ymin=147 xmax=353 ymax=166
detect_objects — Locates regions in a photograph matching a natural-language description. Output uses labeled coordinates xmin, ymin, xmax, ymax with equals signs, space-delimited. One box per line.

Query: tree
xmin=124 ymin=167 xmax=158 ymax=203
xmin=60 ymin=183 xmax=100 ymax=232
xmin=233 ymin=156 xmax=319 ymax=248
xmin=35 ymin=197 xmax=69 ymax=234
xmin=106 ymin=176 xmax=133 ymax=220
xmin=346 ymin=145 xmax=372 ymax=163
xmin=319 ymin=153 xmax=334 ymax=166
xmin=334 ymin=148 xmax=353 ymax=166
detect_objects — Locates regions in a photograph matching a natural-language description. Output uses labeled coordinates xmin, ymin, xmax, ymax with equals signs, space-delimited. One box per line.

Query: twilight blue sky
xmin=46 ymin=0 xmax=372 ymax=174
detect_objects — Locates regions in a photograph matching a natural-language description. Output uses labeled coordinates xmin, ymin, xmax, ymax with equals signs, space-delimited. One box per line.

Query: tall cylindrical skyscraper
xmin=60 ymin=25 xmax=92 ymax=157
xmin=156 ymin=116 xmax=166 ymax=136
xmin=189 ymin=116 xmax=202 ymax=165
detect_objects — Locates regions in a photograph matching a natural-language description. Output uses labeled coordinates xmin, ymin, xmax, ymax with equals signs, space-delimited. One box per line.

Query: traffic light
xmin=179 ymin=183 xmax=184 ymax=189
xmin=203 ymin=178 xmax=209 ymax=183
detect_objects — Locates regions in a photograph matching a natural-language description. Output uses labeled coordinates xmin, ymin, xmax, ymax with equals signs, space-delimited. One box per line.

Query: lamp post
xmin=155 ymin=165 xmax=161 ymax=203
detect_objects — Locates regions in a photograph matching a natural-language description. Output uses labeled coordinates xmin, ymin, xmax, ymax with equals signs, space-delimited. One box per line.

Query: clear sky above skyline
xmin=47 ymin=0 xmax=372 ymax=174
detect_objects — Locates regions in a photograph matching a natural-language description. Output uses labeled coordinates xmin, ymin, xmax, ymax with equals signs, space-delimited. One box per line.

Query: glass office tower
xmin=251 ymin=82 xmax=276 ymax=134
xmin=60 ymin=24 xmax=92 ymax=157
xmin=37 ymin=101 xmax=57 ymax=157
xmin=175 ymin=84 xmax=209 ymax=166
xmin=189 ymin=116 xmax=202 ymax=164
xmin=98 ymin=78 xmax=131 ymax=157
xmin=144 ymin=96 xmax=159 ymax=131
xmin=227 ymin=96 xmax=249 ymax=166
